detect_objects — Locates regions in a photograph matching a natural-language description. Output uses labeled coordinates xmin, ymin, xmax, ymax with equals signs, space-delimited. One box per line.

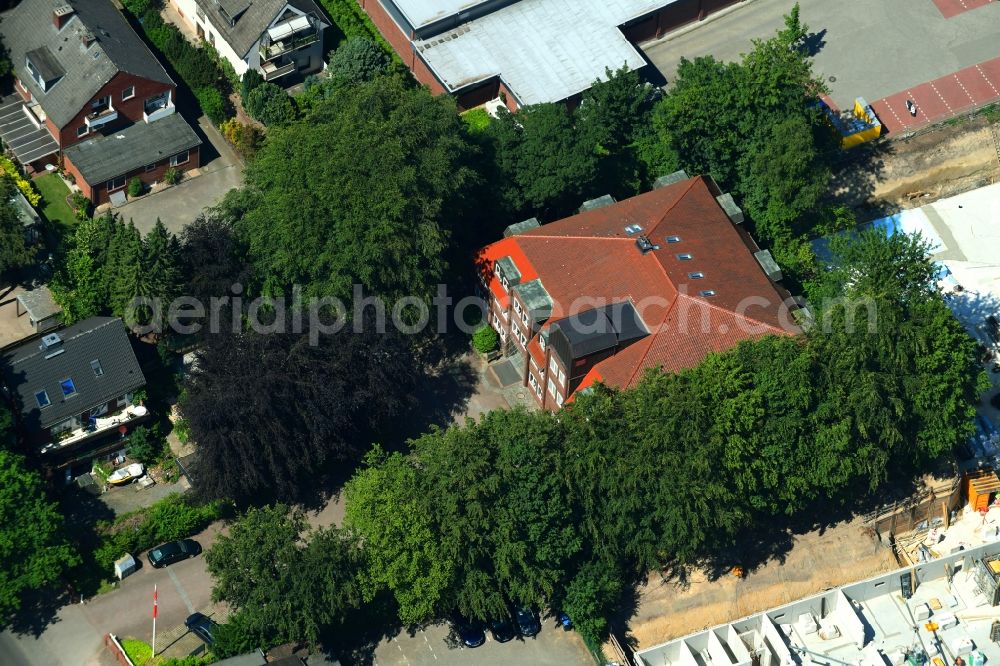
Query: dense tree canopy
xmin=207 ymin=505 xmax=360 ymax=654
xmin=0 ymin=181 xmax=31 ymax=276
xmin=0 ymin=449 xmax=79 ymax=624
xmin=50 ymin=214 xmax=183 ymax=325
xmin=184 ymin=321 xmax=418 ymax=505
xmin=225 ymin=76 xmax=474 ymax=305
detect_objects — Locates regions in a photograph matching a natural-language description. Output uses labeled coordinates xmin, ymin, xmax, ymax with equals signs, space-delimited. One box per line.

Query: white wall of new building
xmin=170 ymin=0 xmax=251 ymax=76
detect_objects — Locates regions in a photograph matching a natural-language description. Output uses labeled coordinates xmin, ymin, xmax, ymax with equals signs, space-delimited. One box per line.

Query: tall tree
xmin=185 ymin=323 xmax=418 ymax=505
xmin=0 ymin=449 xmax=80 ymax=624
xmin=488 ymin=103 xmax=600 ymax=218
xmin=180 ymin=210 xmax=248 ymax=304
xmin=144 ymin=219 xmax=183 ymax=307
xmin=107 ymin=219 xmax=148 ymax=320
xmin=207 ymin=505 xmax=360 ymax=653
xmin=50 ymin=214 xmax=116 ymax=323
xmin=229 ymin=77 xmax=473 ymax=304
xmin=0 ymin=181 xmax=31 ymax=275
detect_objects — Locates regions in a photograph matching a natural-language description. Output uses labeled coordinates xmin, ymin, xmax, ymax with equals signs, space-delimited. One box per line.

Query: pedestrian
xmin=906 ymin=99 xmax=917 ymax=116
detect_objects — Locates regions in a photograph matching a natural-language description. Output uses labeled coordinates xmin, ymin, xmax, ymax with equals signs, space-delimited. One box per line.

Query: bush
xmin=93 ymin=494 xmax=223 ymax=572
xmin=120 ymin=638 xmax=153 ymax=666
xmin=328 ymin=36 xmax=390 ymax=85
xmin=220 ymin=118 xmax=265 ymax=159
xmin=195 ymin=86 xmax=227 ymax=125
xmin=244 ymin=83 xmax=297 ymax=126
xmin=163 ymin=168 xmax=181 ymax=185
xmin=240 ymin=69 xmax=265 ymax=101
xmin=0 ymin=155 xmax=41 ymax=206
xmin=472 ymin=325 xmax=498 ymax=354
xmin=461 ymin=108 xmax=491 ymax=135
xmin=121 ymin=0 xmax=157 ymax=16
xmin=173 ymin=417 xmax=190 ymax=445
xmin=127 ymin=425 xmax=164 ymax=464
xmin=127 ymin=177 xmax=143 ymax=197
xmin=70 ymin=192 xmax=91 ymax=219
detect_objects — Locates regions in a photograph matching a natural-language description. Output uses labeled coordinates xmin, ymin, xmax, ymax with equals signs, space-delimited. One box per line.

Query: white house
xmin=171 ymin=0 xmax=328 ymax=82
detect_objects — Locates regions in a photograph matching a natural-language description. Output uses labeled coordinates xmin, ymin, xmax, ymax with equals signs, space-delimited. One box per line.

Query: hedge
xmin=136 ymin=9 xmax=231 ymax=124
xmin=93 ymin=494 xmax=224 ymax=572
xmin=315 ymin=0 xmax=408 ymax=75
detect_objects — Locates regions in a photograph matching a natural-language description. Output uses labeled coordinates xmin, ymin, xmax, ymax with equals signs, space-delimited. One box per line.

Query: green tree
xmin=327 ymin=36 xmax=390 ymax=85
xmin=578 ymin=66 xmax=656 ymax=154
xmin=243 ymin=82 xmax=296 ymax=126
xmin=488 ymin=103 xmax=600 ymax=218
xmin=228 ymin=76 xmax=473 ymax=304
xmin=107 ymin=218 xmax=148 ymax=320
xmin=240 ymin=69 xmax=265 ymax=101
xmin=50 ymin=214 xmax=116 ymax=322
xmin=0 ymin=449 xmax=79 ymax=623
xmin=126 ymin=425 xmax=163 ymax=464
xmin=207 ymin=505 xmax=360 ymax=652
xmin=0 ymin=181 xmax=31 ymax=275
xmin=144 ymin=219 xmax=183 ymax=307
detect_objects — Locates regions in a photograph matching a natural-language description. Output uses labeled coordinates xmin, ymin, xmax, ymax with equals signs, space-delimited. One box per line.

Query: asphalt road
xmin=641 ymin=0 xmax=1000 ymax=108
xmin=0 ymin=522 xmax=224 ymax=666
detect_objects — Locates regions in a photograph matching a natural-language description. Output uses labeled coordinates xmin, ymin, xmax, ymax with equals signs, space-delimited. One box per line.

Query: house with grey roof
xmin=1 ymin=317 xmax=148 ymax=469
xmin=0 ymin=0 xmax=202 ymax=204
xmin=170 ymin=0 xmax=328 ymax=83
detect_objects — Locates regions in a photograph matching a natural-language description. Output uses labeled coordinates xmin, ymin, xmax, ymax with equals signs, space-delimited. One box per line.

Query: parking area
xmin=641 ymin=0 xmax=1000 ymax=112
xmin=369 ymin=620 xmax=592 ymax=666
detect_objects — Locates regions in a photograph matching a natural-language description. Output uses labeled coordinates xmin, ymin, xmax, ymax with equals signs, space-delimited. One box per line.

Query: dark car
xmin=147 ymin=539 xmax=201 ymax=568
xmin=488 ymin=616 xmax=517 ymax=643
xmin=515 ymin=606 xmax=541 ymax=637
xmin=452 ymin=616 xmax=486 ymax=648
xmin=185 ymin=612 xmax=216 ymax=645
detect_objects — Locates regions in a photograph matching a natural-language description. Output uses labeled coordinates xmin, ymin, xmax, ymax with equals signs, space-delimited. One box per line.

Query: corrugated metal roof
xmin=391 ymin=0 xmax=494 ymax=30
xmin=414 ymin=0 xmax=671 ymax=105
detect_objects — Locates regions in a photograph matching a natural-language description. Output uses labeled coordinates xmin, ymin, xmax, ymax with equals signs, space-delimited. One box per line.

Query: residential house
xmin=1 ymin=317 xmax=148 ymax=476
xmin=170 ymin=0 xmax=329 ymax=83
xmin=0 ymin=0 xmax=202 ymax=204
xmin=359 ymin=0 xmax=740 ymax=110
xmin=476 ymin=174 xmax=799 ymax=410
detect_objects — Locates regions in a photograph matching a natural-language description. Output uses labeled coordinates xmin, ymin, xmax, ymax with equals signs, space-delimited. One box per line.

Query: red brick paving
xmin=932 ymin=0 xmax=994 ymax=18
xmin=869 ymin=56 xmax=1000 ymax=134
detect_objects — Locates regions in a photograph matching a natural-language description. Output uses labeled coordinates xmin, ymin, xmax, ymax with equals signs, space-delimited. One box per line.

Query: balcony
xmin=259 ymin=30 xmax=319 ymax=61
xmin=261 ymin=59 xmax=297 ymax=81
xmin=40 ymin=404 xmax=149 ymax=454
xmin=143 ymin=99 xmax=175 ymax=124
xmin=85 ymin=105 xmax=118 ymax=129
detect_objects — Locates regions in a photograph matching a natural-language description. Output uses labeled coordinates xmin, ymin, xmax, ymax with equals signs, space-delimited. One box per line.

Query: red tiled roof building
xmin=475 ymin=174 xmax=800 ymax=410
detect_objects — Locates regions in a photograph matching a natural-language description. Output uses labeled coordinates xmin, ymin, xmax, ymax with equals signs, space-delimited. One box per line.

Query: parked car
xmin=514 ymin=606 xmax=541 ymax=637
xmin=488 ymin=616 xmax=517 ymax=643
xmin=185 ymin=612 xmax=216 ymax=645
xmin=147 ymin=539 xmax=201 ymax=568
xmin=452 ymin=616 xmax=486 ymax=648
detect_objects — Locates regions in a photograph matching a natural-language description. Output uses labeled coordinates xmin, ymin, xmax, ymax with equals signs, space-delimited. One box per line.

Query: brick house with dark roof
xmin=0 ymin=0 xmax=201 ymax=204
xmin=476 ymin=174 xmax=800 ymax=410
xmin=1 ymin=317 xmax=149 ymax=473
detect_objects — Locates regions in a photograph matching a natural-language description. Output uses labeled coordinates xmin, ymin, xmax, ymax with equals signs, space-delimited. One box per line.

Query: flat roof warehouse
xmin=396 ymin=0 xmax=675 ymax=105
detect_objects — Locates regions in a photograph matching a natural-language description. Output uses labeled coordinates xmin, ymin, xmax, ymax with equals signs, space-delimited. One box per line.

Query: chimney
xmin=81 ymin=30 xmax=96 ymax=47
xmin=53 ymin=4 xmax=74 ymax=30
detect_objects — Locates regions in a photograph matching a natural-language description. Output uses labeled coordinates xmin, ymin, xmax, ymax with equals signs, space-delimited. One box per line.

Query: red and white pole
xmin=152 ymin=584 xmax=158 ymax=658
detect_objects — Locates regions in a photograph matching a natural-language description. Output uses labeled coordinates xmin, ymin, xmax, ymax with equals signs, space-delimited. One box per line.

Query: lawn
xmin=33 ymin=172 xmax=77 ymax=232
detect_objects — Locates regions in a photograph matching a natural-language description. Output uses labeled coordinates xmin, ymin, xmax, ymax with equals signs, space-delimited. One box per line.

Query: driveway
xmin=0 ymin=521 xmax=225 ymax=666
xmin=114 ymin=115 xmax=243 ymax=236
xmin=641 ymin=0 xmax=1000 ymax=109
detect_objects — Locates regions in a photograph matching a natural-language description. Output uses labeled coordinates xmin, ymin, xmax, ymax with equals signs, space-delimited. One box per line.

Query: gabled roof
xmin=194 ymin=0 xmax=327 ymax=58
xmin=63 ymin=113 xmax=201 ymax=184
xmin=0 ymin=0 xmax=174 ymax=129
xmin=476 ymin=176 xmax=799 ymax=393
xmin=2 ymin=317 xmax=146 ymax=430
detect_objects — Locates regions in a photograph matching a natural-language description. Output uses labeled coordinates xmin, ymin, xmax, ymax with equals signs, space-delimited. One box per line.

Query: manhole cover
xmin=828 ymin=75 xmax=837 ymax=83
